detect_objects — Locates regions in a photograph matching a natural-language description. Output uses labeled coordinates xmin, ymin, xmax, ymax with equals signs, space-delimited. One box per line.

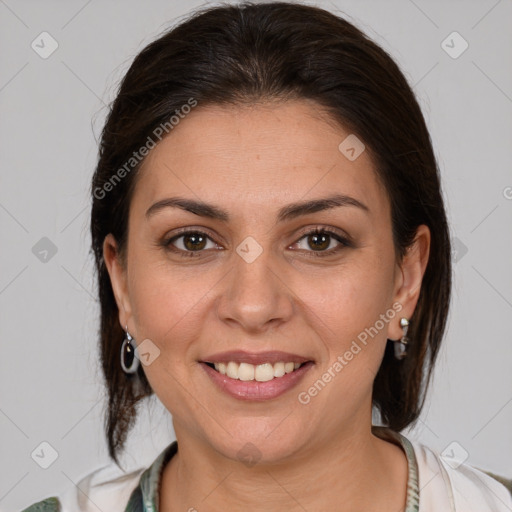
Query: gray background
xmin=1 ymin=0 xmax=511 ymax=510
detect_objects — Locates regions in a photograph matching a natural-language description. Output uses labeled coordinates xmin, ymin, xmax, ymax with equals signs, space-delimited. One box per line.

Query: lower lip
xmin=200 ymin=361 xmax=314 ymax=401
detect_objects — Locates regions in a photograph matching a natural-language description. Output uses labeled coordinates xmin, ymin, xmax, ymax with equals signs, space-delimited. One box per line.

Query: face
xmin=104 ymin=99 xmax=429 ymax=464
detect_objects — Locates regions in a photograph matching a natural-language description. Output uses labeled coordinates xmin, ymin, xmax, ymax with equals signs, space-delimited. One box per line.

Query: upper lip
xmin=201 ymin=350 xmax=312 ymax=366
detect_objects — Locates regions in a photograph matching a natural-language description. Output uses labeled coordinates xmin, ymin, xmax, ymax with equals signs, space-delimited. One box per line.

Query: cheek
xmin=126 ymin=260 xmax=223 ymax=385
xmin=300 ymin=256 xmax=394 ymax=390
xmin=126 ymin=264 xmax=209 ymax=406
xmin=306 ymin=256 xmax=394 ymax=339
xmin=127 ymin=255 xmax=213 ymax=335
xmin=298 ymin=275 xmax=392 ymax=422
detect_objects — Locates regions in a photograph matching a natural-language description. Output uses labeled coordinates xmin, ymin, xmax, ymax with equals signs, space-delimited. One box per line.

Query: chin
xmin=202 ymin=418 xmax=309 ymax=467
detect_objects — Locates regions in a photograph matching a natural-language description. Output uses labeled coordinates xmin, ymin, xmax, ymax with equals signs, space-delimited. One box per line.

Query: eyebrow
xmin=145 ymin=193 xmax=370 ymax=222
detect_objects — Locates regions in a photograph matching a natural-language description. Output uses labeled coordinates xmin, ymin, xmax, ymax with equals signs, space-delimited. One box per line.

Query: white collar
xmin=407 ymin=437 xmax=512 ymax=511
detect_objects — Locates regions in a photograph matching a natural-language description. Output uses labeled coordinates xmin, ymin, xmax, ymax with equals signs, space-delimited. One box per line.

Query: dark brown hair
xmin=90 ymin=1 xmax=452 ymax=465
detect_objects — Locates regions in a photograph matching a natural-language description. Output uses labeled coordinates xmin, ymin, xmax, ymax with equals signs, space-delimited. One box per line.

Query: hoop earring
xmin=121 ymin=326 xmax=140 ymax=374
xmin=394 ymin=317 xmax=409 ymax=360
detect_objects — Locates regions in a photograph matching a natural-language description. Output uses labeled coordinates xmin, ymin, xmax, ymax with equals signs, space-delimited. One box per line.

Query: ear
xmin=103 ymin=233 xmax=132 ymax=330
xmin=388 ymin=224 xmax=431 ymax=341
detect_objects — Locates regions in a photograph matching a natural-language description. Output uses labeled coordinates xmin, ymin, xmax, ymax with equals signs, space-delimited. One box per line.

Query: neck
xmin=159 ymin=424 xmax=409 ymax=512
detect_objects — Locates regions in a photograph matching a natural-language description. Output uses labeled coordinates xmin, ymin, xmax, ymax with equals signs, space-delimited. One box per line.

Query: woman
xmin=22 ymin=2 xmax=512 ymax=511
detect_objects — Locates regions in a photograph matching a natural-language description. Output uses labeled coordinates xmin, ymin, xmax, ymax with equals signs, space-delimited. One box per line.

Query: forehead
xmin=133 ymin=100 xmax=388 ymax=221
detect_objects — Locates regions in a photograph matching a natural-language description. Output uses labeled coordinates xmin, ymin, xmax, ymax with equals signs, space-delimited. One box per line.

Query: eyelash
xmin=162 ymin=226 xmax=352 ymax=259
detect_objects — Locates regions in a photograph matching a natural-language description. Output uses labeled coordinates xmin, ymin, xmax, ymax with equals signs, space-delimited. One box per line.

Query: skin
xmin=104 ymin=99 xmax=430 ymax=511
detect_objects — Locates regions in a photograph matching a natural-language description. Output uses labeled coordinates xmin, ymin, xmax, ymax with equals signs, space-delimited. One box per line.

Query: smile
xmin=206 ymin=361 xmax=304 ymax=382
xmin=201 ymin=360 xmax=314 ymax=401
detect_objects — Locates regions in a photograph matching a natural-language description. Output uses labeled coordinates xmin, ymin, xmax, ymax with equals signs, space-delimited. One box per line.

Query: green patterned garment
xmin=20 ymin=497 xmax=62 ymax=512
xmin=19 ymin=429 xmax=430 ymax=512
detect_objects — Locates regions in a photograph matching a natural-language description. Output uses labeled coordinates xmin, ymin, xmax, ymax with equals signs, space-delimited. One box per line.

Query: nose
xmin=216 ymin=243 xmax=294 ymax=334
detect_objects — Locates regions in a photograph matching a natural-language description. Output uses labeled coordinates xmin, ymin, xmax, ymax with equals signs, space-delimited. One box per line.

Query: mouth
xmin=199 ymin=350 xmax=315 ymax=401
xmin=203 ymin=360 xmax=308 ymax=382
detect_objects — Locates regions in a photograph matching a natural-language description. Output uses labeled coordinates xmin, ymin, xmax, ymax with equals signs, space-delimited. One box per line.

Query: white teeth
xmin=238 ymin=362 xmax=255 ymax=381
xmin=226 ymin=361 xmax=238 ymax=379
xmin=255 ymin=363 xmax=274 ymax=382
xmin=212 ymin=361 xmax=305 ymax=381
xmin=273 ymin=361 xmax=285 ymax=377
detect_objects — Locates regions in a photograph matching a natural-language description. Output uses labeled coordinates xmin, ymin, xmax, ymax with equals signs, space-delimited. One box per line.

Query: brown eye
xmin=165 ymin=230 xmax=218 ymax=255
xmin=293 ymin=228 xmax=349 ymax=254
xmin=306 ymin=232 xmax=331 ymax=251
xmin=182 ymin=232 xmax=207 ymax=251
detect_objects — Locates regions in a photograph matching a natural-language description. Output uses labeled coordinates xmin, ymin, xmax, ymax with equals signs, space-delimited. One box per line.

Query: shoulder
xmin=478 ymin=470 xmax=512 ymax=495
xmin=20 ymin=463 xmax=145 ymax=512
xmin=408 ymin=438 xmax=512 ymax=511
